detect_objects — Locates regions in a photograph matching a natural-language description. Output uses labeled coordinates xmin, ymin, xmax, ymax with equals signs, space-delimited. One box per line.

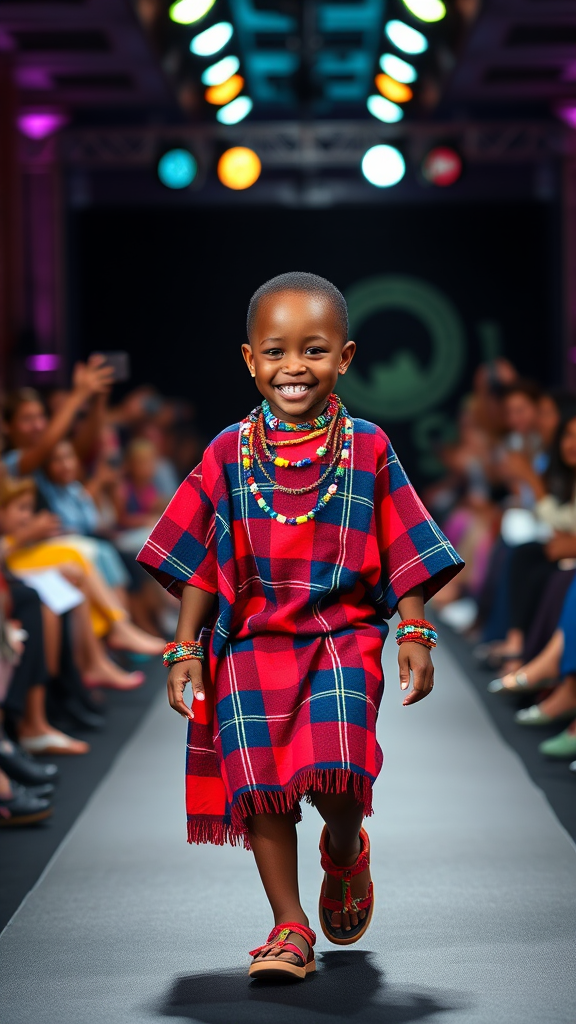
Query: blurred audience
xmin=0 ymin=365 xmax=200 ymax=825
xmin=427 ymin=367 xmax=576 ymax=779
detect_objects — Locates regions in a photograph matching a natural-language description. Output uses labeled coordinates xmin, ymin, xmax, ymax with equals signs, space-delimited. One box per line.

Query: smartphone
xmin=92 ymin=351 xmax=131 ymax=383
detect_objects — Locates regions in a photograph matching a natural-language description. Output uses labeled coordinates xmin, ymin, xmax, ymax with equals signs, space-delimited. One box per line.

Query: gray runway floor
xmin=2 ymin=640 xmax=576 ymax=1024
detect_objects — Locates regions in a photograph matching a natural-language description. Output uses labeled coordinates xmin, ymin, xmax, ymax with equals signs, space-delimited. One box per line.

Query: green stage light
xmin=169 ymin=0 xmax=215 ymax=26
xmin=402 ymin=0 xmax=446 ymax=23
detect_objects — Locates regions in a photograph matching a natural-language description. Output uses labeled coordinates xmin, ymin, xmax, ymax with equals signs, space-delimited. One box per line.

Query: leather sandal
xmin=248 ymin=922 xmax=316 ymax=981
xmin=319 ymin=824 xmax=374 ymax=945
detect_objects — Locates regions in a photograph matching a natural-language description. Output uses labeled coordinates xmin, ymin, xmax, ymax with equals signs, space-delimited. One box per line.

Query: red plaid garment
xmin=138 ymin=413 xmax=463 ymax=847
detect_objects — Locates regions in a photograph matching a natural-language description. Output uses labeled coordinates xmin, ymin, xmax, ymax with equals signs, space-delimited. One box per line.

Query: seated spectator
xmin=0 ymin=476 xmax=164 ymax=686
xmin=117 ymin=438 xmax=168 ymax=531
xmin=36 ymin=438 xmax=131 ymax=594
xmin=2 ymin=358 xmax=113 ymax=479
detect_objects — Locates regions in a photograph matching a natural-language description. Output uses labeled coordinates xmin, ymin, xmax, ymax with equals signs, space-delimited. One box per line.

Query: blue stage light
xmin=157 ymin=149 xmax=197 ymax=189
xmin=380 ymin=53 xmax=418 ymax=83
xmin=190 ymin=22 xmax=233 ymax=56
xmin=367 ymin=94 xmax=404 ymax=123
xmin=385 ymin=20 xmax=428 ymax=54
xmin=361 ymin=145 xmax=406 ymax=188
xmin=201 ymin=55 xmax=240 ymax=86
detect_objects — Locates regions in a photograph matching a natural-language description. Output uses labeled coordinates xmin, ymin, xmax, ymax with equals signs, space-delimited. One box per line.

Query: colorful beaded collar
xmin=261 ymin=393 xmax=340 ymax=432
xmin=241 ymin=399 xmax=353 ymax=526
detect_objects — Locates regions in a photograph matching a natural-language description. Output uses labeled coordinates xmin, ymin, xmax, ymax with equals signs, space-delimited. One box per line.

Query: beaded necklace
xmin=255 ymin=406 xmax=339 ymax=469
xmin=241 ymin=400 xmax=353 ymax=526
xmin=261 ymin=393 xmax=340 ymax=432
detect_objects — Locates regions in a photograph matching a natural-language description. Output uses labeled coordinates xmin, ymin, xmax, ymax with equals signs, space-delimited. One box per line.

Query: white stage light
xmin=367 ymin=94 xmax=404 ymax=123
xmin=190 ymin=22 xmax=233 ymax=56
xmin=380 ymin=53 xmax=417 ymax=83
xmin=385 ymin=20 xmax=428 ymax=54
xmin=361 ymin=145 xmax=406 ymax=187
xmin=201 ymin=55 xmax=240 ymax=86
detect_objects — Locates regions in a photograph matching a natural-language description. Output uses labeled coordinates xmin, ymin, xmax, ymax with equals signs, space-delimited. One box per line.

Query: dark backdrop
xmin=71 ymin=202 xmax=558 ymax=485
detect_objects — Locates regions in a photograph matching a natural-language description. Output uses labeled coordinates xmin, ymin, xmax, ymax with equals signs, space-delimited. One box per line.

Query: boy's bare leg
xmin=247 ymin=812 xmax=310 ymax=964
xmin=311 ymin=786 xmax=370 ymax=933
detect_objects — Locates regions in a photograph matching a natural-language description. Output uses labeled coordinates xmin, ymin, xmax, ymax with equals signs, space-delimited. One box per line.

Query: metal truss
xmin=59 ymin=120 xmax=574 ymax=169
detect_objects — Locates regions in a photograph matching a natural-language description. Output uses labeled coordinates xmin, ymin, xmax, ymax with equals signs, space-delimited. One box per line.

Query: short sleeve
xmin=374 ymin=434 xmax=464 ymax=616
xmin=136 ymin=460 xmax=217 ymax=597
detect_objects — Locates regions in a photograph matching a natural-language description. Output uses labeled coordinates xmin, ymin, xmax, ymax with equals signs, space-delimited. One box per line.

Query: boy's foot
xmin=319 ymin=826 xmax=374 ymax=944
xmin=249 ymin=922 xmax=316 ymax=980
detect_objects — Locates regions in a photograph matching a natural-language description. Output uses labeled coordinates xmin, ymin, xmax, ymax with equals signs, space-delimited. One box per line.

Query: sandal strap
xmin=319 ymin=826 xmax=370 ymax=879
xmin=249 ymin=921 xmax=316 ymax=961
xmin=321 ymin=881 xmax=374 ymax=914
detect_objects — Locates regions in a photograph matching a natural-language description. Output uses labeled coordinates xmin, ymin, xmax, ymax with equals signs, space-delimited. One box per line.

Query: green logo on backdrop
xmin=339 ymin=275 xmax=466 ymax=421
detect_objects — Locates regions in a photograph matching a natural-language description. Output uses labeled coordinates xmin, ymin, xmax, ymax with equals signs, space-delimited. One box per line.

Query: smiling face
xmin=241 ymin=290 xmax=355 ymax=423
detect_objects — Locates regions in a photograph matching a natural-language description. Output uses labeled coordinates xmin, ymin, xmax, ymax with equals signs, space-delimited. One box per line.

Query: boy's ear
xmin=338 ymin=340 xmax=356 ymax=374
xmin=241 ymin=343 xmax=256 ymax=377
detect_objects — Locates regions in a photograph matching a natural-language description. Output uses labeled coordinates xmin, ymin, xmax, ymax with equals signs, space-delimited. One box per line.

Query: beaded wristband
xmin=163 ymin=641 xmax=205 ymax=667
xmin=395 ymin=619 xmax=437 ymax=650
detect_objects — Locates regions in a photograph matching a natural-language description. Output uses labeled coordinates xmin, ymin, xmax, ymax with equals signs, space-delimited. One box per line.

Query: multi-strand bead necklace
xmin=241 ymin=393 xmax=353 ymax=526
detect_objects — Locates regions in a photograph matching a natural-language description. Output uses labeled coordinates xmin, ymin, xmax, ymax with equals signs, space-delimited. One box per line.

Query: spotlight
xmin=216 ymin=96 xmax=253 ymax=124
xmin=361 ymin=145 xmax=405 ymax=188
xmin=26 ymin=354 xmax=60 ymax=372
xmin=401 ymin=0 xmax=446 ymax=23
xmin=217 ymin=146 xmax=261 ymax=190
xmin=380 ymin=54 xmax=417 ymax=83
xmin=202 ymin=55 xmax=240 ymax=86
xmin=385 ymin=20 xmax=428 ymax=54
xmin=205 ymin=74 xmax=244 ymax=105
xmin=375 ymin=74 xmax=413 ymax=103
xmin=366 ymin=95 xmax=404 ymax=123
xmin=169 ymin=0 xmax=216 ymax=26
xmin=421 ymin=146 xmax=462 ymax=187
xmin=190 ymin=21 xmax=233 ymax=56
xmin=157 ymin=148 xmax=197 ymax=189
xmin=17 ymin=112 xmax=68 ymax=139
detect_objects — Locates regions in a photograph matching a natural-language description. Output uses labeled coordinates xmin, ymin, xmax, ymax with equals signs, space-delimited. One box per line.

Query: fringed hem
xmin=187 ymin=768 xmax=374 ymax=850
xmin=187 ymin=815 xmax=251 ymax=849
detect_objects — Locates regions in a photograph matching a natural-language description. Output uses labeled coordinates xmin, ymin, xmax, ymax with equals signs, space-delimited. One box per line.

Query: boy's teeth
xmin=278 ymin=384 xmax=310 ymax=394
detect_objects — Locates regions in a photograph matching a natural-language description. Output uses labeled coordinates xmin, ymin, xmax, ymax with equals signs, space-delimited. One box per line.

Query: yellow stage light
xmin=205 ymin=74 xmax=244 ymax=105
xmin=217 ymin=146 xmax=261 ymax=190
xmin=375 ymin=74 xmax=413 ymax=103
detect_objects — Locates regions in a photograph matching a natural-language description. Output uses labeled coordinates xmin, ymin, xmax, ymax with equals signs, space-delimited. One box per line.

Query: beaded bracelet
xmin=163 ymin=641 xmax=205 ymax=667
xmin=395 ymin=619 xmax=438 ymax=650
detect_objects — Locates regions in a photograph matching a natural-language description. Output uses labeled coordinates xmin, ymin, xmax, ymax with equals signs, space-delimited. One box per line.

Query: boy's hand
xmin=398 ymin=642 xmax=434 ymax=706
xmin=167 ymin=659 xmax=205 ymax=721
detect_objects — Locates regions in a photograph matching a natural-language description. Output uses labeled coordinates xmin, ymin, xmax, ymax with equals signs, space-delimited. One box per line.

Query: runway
xmin=2 ymin=639 xmax=575 ymax=1024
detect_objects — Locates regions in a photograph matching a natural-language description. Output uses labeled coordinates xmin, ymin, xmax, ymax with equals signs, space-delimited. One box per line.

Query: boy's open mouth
xmin=273 ymin=383 xmax=316 ymax=400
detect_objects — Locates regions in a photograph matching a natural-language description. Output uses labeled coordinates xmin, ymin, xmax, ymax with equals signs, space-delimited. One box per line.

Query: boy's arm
xmin=167 ymin=584 xmax=216 ymax=720
xmin=396 ymin=585 xmax=435 ymax=707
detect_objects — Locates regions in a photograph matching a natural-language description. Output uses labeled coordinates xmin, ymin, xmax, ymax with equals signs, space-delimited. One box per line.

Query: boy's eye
xmin=306 ymin=347 xmax=327 ymax=355
xmin=264 ymin=348 xmax=283 ymax=357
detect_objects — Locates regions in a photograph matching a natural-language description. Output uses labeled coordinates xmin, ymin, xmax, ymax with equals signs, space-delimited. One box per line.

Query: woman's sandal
xmin=318 ymin=824 xmax=374 ymax=945
xmin=487 ymin=672 xmax=554 ymax=695
xmin=248 ymin=922 xmax=316 ymax=981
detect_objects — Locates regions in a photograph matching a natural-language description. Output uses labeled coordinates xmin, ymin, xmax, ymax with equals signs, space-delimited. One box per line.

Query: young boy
xmin=137 ymin=273 xmax=463 ymax=981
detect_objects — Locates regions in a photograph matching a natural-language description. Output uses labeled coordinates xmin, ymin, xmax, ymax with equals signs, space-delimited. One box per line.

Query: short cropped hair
xmin=501 ymin=379 xmax=542 ymax=404
xmin=246 ymin=272 xmax=348 ymax=343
